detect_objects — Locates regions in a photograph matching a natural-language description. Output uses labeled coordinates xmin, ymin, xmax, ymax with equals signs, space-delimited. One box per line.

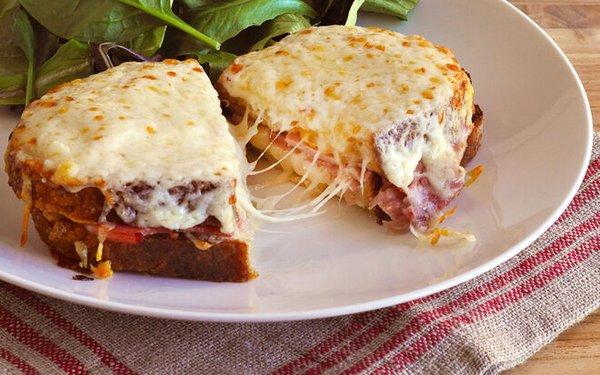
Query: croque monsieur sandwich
xmin=5 ymin=59 xmax=256 ymax=281
xmin=218 ymin=25 xmax=483 ymax=234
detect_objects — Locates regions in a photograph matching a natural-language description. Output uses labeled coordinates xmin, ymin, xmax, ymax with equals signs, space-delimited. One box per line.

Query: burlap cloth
xmin=0 ymin=135 xmax=598 ymax=374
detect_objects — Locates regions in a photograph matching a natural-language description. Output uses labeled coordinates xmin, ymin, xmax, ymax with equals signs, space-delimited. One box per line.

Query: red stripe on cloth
xmin=0 ymin=306 xmax=88 ymax=374
xmin=301 ymin=307 xmax=412 ymax=375
xmin=373 ymin=234 xmax=599 ymax=373
xmin=0 ymin=347 xmax=40 ymax=375
xmin=583 ymin=157 xmax=600 ymax=181
xmin=271 ymin=311 xmax=378 ymax=375
xmin=274 ymin=158 xmax=600 ymax=375
xmin=1 ymin=283 xmax=137 ymax=375
xmin=272 ymin=295 xmax=442 ymax=375
xmin=302 ymin=213 xmax=600 ymax=374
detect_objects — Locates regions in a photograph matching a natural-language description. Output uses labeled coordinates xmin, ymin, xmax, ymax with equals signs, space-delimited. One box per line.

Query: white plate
xmin=0 ymin=0 xmax=592 ymax=322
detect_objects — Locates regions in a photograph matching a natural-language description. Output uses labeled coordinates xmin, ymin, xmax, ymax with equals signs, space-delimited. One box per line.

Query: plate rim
xmin=0 ymin=0 xmax=593 ymax=322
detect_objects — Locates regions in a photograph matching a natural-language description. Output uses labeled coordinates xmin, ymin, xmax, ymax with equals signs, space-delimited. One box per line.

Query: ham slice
xmin=266 ymin=129 xmax=466 ymax=231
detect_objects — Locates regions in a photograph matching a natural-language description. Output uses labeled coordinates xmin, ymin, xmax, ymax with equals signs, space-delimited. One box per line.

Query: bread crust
xmin=461 ymin=104 xmax=483 ymax=166
xmin=32 ymin=208 xmax=255 ymax=282
xmin=5 ymin=150 xmax=105 ymax=223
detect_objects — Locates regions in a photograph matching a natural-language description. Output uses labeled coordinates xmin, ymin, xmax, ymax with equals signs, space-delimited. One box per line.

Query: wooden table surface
xmin=506 ymin=1 xmax=599 ymax=373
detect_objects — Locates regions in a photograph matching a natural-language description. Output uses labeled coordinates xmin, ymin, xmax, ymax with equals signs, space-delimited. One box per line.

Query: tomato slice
xmin=86 ymin=222 xmax=229 ymax=245
xmin=104 ymin=229 xmax=144 ymax=245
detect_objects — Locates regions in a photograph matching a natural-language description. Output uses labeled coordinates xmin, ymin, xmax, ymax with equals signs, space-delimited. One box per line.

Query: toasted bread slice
xmin=218 ymin=25 xmax=482 ymax=232
xmin=5 ymin=59 xmax=256 ymax=281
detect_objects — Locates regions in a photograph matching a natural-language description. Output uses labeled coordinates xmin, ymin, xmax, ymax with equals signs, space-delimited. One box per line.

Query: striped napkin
xmin=0 ymin=135 xmax=598 ymax=375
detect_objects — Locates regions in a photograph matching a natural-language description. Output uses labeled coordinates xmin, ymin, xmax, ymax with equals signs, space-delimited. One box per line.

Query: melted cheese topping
xmin=12 ymin=59 xmax=244 ymax=233
xmin=219 ymin=25 xmax=474 ymax=203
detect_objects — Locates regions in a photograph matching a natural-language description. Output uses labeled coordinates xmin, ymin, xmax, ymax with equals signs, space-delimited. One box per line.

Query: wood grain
xmin=511 ymin=0 xmax=600 ymax=131
xmin=506 ymin=1 xmax=599 ymax=373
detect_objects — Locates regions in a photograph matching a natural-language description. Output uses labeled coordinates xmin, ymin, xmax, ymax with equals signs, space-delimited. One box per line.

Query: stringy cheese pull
xmin=96 ymin=242 xmax=104 ymax=262
xmin=411 ymin=225 xmax=476 ymax=246
xmin=95 ymin=224 xmax=113 ymax=261
xmin=410 ymin=206 xmax=475 ymax=246
xmin=74 ymin=241 xmax=88 ymax=269
xmin=92 ymin=261 xmax=113 ymax=279
xmin=19 ymin=174 xmax=32 ymax=247
xmin=20 ymin=206 xmax=30 ymax=247
xmin=465 ymin=165 xmax=483 ymax=187
xmin=437 ymin=207 xmax=456 ymax=224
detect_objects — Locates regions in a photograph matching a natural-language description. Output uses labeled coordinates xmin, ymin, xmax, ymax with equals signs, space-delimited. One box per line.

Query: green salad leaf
xmin=180 ymin=0 xmax=316 ymax=54
xmin=0 ymin=0 xmax=18 ymax=18
xmin=115 ymin=0 xmax=220 ymax=49
xmin=35 ymin=39 xmax=93 ymax=96
xmin=250 ymin=13 xmax=311 ymax=50
xmin=12 ymin=7 xmax=35 ymax=104
xmin=196 ymin=50 xmax=237 ymax=81
xmin=34 ymin=28 xmax=59 ymax=68
xmin=178 ymin=0 xmax=211 ymax=8
xmin=127 ymin=25 xmax=167 ymax=57
xmin=303 ymin=0 xmax=335 ymax=23
xmin=0 ymin=6 xmax=32 ymax=105
xmin=0 ymin=0 xmax=418 ymax=105
xmin=19 ymin=0 xmax=162 ymax=43
xmin=362 ymin=0 xmax=418 ymax=20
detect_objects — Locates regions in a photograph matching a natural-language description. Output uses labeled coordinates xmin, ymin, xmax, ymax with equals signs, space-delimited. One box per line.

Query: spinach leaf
xmin=303 ymin=0 xmax=335 ymax=23
xmin=180 ymin=0 xmax=316 ymax=53
xmin=196 ymin=50 xmax=236 ymax=81
xmin=115 ymin=0 xmax=220 ymax=49
xmin=34 ymin=28 xmax=59 ymax=68
xmin=345 ymin=0 xmax=366 ymax=26
xmin=314 ymin=1 xmax=354 ymax=25
xmin=178 ymin=0 xmax=211 ymax=8
xmin=19 ymin=0 xmax=162 ymax=43
xmin=128 ymin=25 xmax=167 ymax=57
xmin=362 ymin=0 xmax=418 ymax=20
xmin=35 ymin=39 xmax=93 ymax=96
xmin=0 ymin=75 xmax=24 ymax=89
xmin=0 ymin=0 xmax=18 ymax=18
xmin=12 ymin=7 xmax=35 ymax=104
xmin=0 ymin=96 xmax=25 ymax=105
xmin=250 ymin=13 xmax=310 ymax=50
xmin=0 ymin=7 xmax=27 ymax=79
xmin=0 ymin=74 xmax=25 ymax=106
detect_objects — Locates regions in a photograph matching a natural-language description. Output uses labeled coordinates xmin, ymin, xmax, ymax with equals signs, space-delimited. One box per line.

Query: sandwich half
xmin=218 ymin=25 xmax=483 ymax=234
xmin=5 ymin=59 xmax=256 ymax=281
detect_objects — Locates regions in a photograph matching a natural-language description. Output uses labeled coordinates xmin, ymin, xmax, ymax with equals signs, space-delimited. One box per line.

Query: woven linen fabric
xmin=0 ymin=135 xmax=598 ymax=375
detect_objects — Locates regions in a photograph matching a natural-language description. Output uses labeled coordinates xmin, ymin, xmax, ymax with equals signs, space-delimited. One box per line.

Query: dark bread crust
xmin=6 ymin=145 xmax=255 ymax=282
xmin=32 ymin=209 xmax=255 ymax=282
xmin=461 ymin=104 xmax=483 ymax=166
xmin=5 ymin=150 xmax=105 ymax=222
